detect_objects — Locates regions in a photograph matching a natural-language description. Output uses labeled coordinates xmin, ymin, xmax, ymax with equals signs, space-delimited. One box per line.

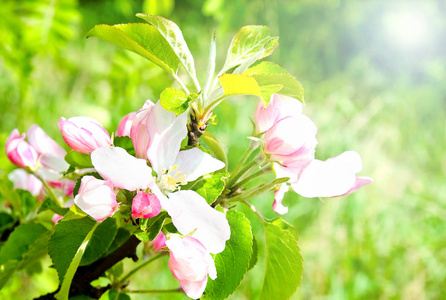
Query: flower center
xmin=159 ymin=165 xmax=187 ymax=192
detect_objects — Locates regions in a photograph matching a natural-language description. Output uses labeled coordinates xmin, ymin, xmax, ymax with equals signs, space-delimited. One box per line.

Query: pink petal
xmin=254 ymin=94 xmax=303 ymax=133
xmin=91 ymin=146 xmax=154 ymax=191
xmin=163 ymin=190 xmax=230 ymax=254
xmin=151 ymin=232 xmax=166 ymax=251
xmin=8 ymin=169 xmax=43 ymax=196
xmin=339 ymin=176 xmax=373 ymax=196
xmin=27 ymin=125 xmax=66 ymax=158
xmin=117 ymin=112 xmax=136 ymax=137
xmin=174 ymin=148 xmax=225 ymax=182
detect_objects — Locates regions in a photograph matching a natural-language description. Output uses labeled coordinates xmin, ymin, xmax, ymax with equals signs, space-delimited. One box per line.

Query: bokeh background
xmin=1 ymin=0 xmax=445 ymax=299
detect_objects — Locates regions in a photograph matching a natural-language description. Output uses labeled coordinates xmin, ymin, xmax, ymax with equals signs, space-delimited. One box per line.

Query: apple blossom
xmin=132 ymin=191 xmax=162 ymax=219
xmin=5 ymin=129 xmax=39 ymax=170
xmin=58 ymin=116 xmax=111 ymax=154
xmin=166 ymin=234 xmax=217 ymax=299
xmin=91 ymin=101 xmax=230 ymax=254
xmin=74 ymin=175 xmax=118 ymax=222
xmin=8 ymin=169 xmax=43 ymax=197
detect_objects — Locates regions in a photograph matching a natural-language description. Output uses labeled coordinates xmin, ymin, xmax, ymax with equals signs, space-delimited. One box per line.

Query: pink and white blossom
xmin=8 ymin=169 xmax=43 ymax=197
xmin=74 ymin=175 xmax=118 ymax=222
xmin=6 ymin=129 xmax=39 ymax=170
xmin=91 ymin=101 xmax=230 ymax=254
xmin=58 ymin=116 xmax=111 ymax=154
xmin=166 ymin=234 xmax=217 ymax=299
xmin=132 ymin=191 xmax=162 ymax=219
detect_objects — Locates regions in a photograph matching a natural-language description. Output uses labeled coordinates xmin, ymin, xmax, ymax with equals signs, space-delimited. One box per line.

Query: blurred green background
xmin=1 ymin=0 xmax=445 ymax=299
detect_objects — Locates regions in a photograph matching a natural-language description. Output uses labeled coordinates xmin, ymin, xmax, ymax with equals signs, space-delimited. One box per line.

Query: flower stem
xmin=231 ymin=167 xmax=268 ymax=190
xmin=120 ymin=252 xmax=166 ymax=283
xmin=33 ymin=172 xmax=60 ymax=204
xmin=241 ymin=200 xmax=265 ymax=223
xmin=227 ymin=144 xmax=258 ymax=188
xmin=124 ymin=288 xmax=183 ymax=294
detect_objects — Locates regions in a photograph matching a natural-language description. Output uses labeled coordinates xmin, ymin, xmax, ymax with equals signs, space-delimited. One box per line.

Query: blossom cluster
xmin=5 ymin=93 xmax=371 ymax=299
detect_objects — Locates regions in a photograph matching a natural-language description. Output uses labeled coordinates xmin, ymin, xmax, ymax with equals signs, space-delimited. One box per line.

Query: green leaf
xmin=160 ymin=87 xmax=191 ymax=115
xmin=223 ymin=26 xmax=278 ymax=71
xmin=87 ymin=23 xmax=179 ymax=75
xmin=106 ymin=228 xmax=132 ymax=255
xmin=136 ymin=14 xmax=199 ymax=87
xmin=17 ymin=189 xmax=37 ymax=217
xmin=0 ymin=260 xmax=18 ymax=289
xmin=114 ymin=136 xmax=136 ymax=156
xmin=244 ymin=61 xmax=304 ymax=102
xmin=38 ymin=198 xmax=69 ymax=215
xmin=55 ymin=220 xmax=101 ymax=300
xmin=193 ymin=173 xmax=227 ymax=205
xmin=203 ymin=210 xmax=253 ymax=300
xmin=260 ymin=221 xmax=303 ymax=300
xmin=80 ymin=218 xmax=118 ymax=266
xmin=0 ymin=212 xmax=15 ymax=233
xmin=200 ymin=130 xmax=228 ymax=167
xmin=135 ymin=212 xmax=167 ymax=242
xmin=0 ymin=223 xmax=48 ymax=265
xmin=65 ymin=150 xmax=93 ymax=168
xmin=49 ymin=216 xmax=96 ymax=284
xmin=99 ymin=290 xmax=131 ymax=300
xmin=247 ymin=235 xmax=258 ymax=271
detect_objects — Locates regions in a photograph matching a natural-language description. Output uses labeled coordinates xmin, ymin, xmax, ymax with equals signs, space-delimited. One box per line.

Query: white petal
xmin=146 ymin=101 xmax=188 ymax=175
xmin=273 ymin=183 xmax=289 ymax=215
xmin=292 ymin=151 xmax=362 ymax=198
xmin=165 ymin=190 xmax=230 ymax=254
xmin=175 ymin=148 xmax=225 ymax=182
xmin=27 ymin=125 xmax=67 ymax=158
xmin=91 ymin=146 xmax=154 ymax=191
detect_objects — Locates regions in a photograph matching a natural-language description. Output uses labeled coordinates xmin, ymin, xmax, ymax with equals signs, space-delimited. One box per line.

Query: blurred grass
xmin=1 ymin=0 xmax=445 ymax=299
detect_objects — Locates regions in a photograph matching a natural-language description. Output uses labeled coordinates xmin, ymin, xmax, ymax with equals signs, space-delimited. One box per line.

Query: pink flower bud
xmin=166 ymin=235 xmax=217 ymax=299
xmin=74 ymin=176 xmax=118 ymax=222
xmin=58 ymin=117 xmax=111 ymax=154
xmin=131 ymin=191 xmax=161 ymax=219
xmin=8 ymin=169 xmax=43 ymax=197
xmin=5 ymin=129 xmax=39 ymax=169
xmin=117 ymin=112 xmax=136 ymax=137
xmin=151 ymin=232 xmax=166 ymax=251
xmin=130 ymin=100 xmax=155 ymax=158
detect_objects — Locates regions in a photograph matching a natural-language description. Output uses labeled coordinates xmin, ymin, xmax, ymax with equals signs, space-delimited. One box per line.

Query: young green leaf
xmin=218 ymin=73 xmax=281 ymax=107
xmin=17 ymin=189 xmax=37 ymax=217
xmin=87 ymin=23 xmax=180 ymax=75
xmin=193 ymin=173 xmax=227 ymax=205
xmin=247 ymin=235 xmax=258 ymax=271
xmin=203 ymin=210 xmax=253 ymax=300
xmin=223 ymin=26 xmax=278 ymax=71
xmin=260 ymin=221 xmax=303 ymax=300
xmin=136 ymin=14 xmax=200 ymax=88
xmin=160 ymin=87 xmax=191 ymax=115
xmin=244 ymin=61 xmax=304 ymax=102
xmin=135 ymin=211 xmax=167 ymax=242
xmin=200 ymin=130 xmax=228 ymax=167
xmin=65 ymin=150 xmax=93 ymax=168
